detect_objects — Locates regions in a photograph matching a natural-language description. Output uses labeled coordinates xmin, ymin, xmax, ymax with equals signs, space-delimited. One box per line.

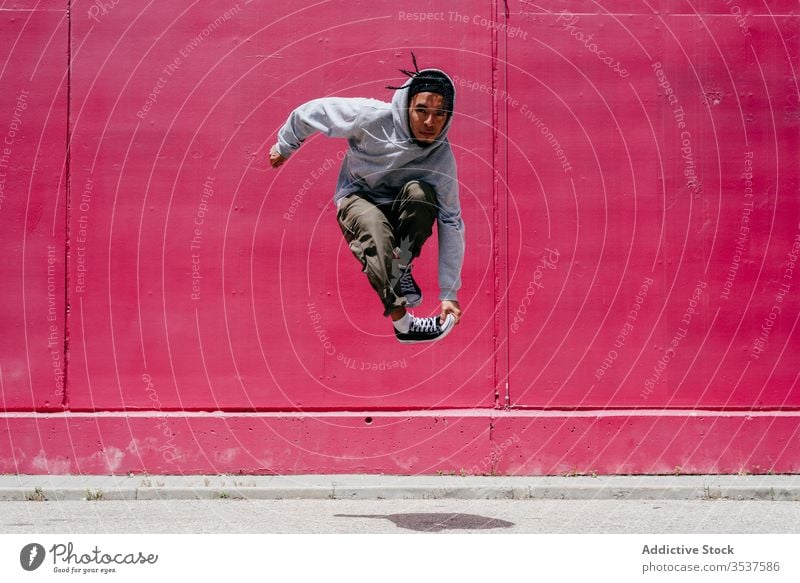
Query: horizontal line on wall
xmin=2 ymin=408 xmax=800 ymax=419
xmin=509 ymin=12 xmax=797 ymax=16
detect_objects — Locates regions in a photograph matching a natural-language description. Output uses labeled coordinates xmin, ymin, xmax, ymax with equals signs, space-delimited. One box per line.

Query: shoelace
xmin=409 ymin=316 xmax=439 ymax=333
xmin=398 ymin=269 xmax=417 ymax=295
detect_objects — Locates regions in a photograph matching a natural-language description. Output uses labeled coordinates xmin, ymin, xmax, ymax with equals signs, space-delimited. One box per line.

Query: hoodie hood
xmin=390 ymin=68 xmax=456 ymax=148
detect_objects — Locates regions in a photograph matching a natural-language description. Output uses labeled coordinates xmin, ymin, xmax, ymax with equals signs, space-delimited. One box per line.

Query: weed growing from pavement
xmin=26 ymin=487 xmax=46 ymax=501
xmin=86 ymin=489 xmax=104 ymax=501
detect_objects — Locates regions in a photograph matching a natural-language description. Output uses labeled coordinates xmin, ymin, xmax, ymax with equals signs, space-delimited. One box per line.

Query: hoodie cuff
xmin=274 ymin=142 xmax=294 ymax=158
xmin=439 ymin=290 xmax=459 ymax=302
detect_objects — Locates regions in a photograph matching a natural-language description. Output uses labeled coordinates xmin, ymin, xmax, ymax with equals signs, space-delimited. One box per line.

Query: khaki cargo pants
xmin=336 ymin=180 xmax=438 ymax=316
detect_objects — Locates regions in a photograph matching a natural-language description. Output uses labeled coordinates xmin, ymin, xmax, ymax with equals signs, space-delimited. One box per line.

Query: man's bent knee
xmin=403 ymin=180 xmax=437 ymax=203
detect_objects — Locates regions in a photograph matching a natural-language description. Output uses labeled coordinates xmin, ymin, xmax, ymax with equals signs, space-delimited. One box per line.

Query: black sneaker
xmin=395 ymin=314 xmax=456 ymax=344
xmin=396 ymin=264 xmax=422 ymax=307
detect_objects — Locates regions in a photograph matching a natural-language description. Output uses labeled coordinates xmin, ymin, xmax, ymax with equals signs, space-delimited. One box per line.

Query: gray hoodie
xmin=274 ymin=70 xmax=464 ymax=302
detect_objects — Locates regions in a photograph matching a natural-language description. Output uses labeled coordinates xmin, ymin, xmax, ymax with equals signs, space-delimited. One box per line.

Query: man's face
xmin=408 ymin=92 xmax=448 ymax=144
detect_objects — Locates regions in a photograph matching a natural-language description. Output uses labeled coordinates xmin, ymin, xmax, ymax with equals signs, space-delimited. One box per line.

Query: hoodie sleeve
xmin=435 ymin=174 xmax=465 ymax=302
xmin=275 ymin=98 xmax=368 ymax=158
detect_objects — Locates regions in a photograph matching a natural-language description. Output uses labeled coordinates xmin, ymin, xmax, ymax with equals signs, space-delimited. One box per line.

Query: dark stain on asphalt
xmin=334 ymin=512 xmax=514 ymax=532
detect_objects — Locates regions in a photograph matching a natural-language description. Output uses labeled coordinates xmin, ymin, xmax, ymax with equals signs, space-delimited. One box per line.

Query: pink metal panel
xmin=0 ymin=414 xmax=493 ymax=475
xmin=66 ymin=0 xmax=497 ymax=411
xmin=504 ymin=11 xmax=800 ymax=409
xmin=0 ymin=7 xmax=67 ymax=411
xmin=492 ymin=412 xmax=800 ymax=475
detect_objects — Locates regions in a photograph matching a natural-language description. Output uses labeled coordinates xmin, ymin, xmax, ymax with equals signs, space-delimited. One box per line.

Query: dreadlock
xmin=387 ymin=51 xmax=454 ymax=115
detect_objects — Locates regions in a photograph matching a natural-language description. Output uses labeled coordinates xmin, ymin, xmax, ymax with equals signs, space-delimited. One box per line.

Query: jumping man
xmin=270 ymin=56 xmax=464 ymax=344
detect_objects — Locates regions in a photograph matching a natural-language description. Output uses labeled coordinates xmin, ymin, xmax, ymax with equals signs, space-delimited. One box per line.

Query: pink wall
xmin=1 ymin=0 xmax=798 ymax=475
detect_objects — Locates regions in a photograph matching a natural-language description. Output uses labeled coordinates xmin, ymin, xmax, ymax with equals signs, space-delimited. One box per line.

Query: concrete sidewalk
xmin=1 ymin=474 xmax=799 ymax=502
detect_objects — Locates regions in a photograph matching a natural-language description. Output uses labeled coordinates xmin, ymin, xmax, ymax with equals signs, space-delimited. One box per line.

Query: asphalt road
xmin=3 ymin=499 xmax=800 ymax=534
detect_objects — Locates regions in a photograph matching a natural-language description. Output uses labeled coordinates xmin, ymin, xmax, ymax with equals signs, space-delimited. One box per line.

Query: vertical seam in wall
xmin=487 ymin=0 xmax=502 ymax=464
xmin=62 ymin=0 xmax=71 ymax=410
xmin=492 ymin=0 xmax=501 ymax=411
xmin=489 ymin=416 xmax=497 ymax=475
xmin=502 ymin=1 xmax=510 ymax=410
